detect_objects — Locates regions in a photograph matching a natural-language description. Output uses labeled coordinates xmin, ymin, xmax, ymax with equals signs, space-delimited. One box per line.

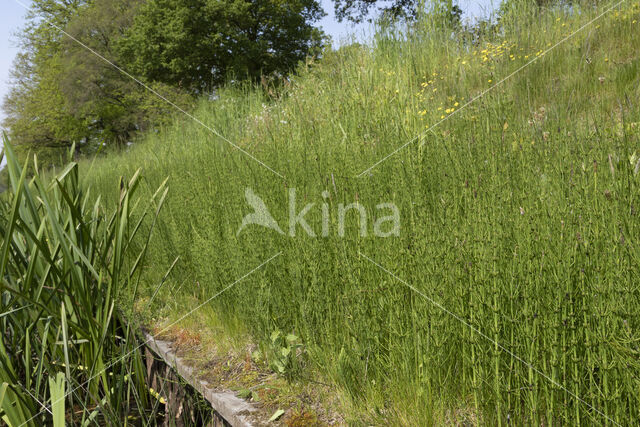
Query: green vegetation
xmin=2 ymin=0 xmax=325 ymax=163
xmin=0 ymin=142 xmax=168 ymax=425
xmin=79 ymin=1 xmax=640 ymax=424
xmin=333 ymin=0 xmax=461 ymax=24
xmin=2 ymin=0 xmax=640 ymax=424
xmin=120 ymin=0 xmax=325 ymax=89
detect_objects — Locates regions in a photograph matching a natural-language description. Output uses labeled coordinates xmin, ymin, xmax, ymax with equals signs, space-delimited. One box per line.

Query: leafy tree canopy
xmin=333 ymin=0 xmax=418 ymax=23
xmin=2 ymin=0 xmax=326 ymax=165
xmin=118 ymin=0 xmax=326 ymax=91
xmin=332 ymin=0 xmax=461 ymax=23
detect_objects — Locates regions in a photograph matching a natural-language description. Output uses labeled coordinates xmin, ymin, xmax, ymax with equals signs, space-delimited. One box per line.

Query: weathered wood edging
xmin=144 ymin=333 xmax=260 ymax=426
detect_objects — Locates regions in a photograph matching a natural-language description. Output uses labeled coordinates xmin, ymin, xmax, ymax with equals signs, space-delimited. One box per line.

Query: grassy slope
xmin=83 ymin=2 xmax=640 ymax=424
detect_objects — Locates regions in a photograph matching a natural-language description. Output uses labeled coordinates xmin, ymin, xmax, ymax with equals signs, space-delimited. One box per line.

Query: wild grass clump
xmin=0 ymin=141 xmax=168 ymax=425
xmin=83 ymin=1 xmax=640 ymax=424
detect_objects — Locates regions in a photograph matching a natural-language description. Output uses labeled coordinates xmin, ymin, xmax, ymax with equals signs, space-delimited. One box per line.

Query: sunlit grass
xmin=83 ymin=1 xmax=640 ymax=424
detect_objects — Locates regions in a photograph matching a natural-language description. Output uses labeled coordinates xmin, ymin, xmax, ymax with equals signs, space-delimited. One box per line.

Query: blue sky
xmin=0 ymin=0 xmax=498 ymax=129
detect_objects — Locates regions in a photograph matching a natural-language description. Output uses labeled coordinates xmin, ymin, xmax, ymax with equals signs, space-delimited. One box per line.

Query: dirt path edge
xmin=144 ymin=332 xmax=261 ymax=426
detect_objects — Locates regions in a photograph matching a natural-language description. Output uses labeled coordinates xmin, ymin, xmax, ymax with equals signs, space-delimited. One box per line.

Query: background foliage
xmin=81 ymin=1 xmax=640 ymax=424
xmin=2 ymin=0 xmax=325 ymax=166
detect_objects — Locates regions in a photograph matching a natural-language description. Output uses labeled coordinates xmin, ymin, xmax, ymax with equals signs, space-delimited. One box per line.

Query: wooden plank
xmin=144 ymin=333 xmax=260 ymax=427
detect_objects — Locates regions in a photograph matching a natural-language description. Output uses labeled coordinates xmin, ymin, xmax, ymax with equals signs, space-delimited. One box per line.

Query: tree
xmin=3 ymin=0 xmax=326 ymax=165
xmin=2 ymin=0 xmax=192 ymax=161
xmin=60 ymin=0 xmax=192 ymax=146
xmin=2 ymin=0 xmax=90 ymax=163
xmin=117 ymin=0 xmax=326 ymax=91
xmin=333 ymin=0 xmax=461 ymax=25
xmin=333 ymin=0 xmax=417 ymax=23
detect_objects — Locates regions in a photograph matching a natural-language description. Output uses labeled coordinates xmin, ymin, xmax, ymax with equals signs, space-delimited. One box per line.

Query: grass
xmin=82 ymin=1 xmax=640 ymax=424
xmin=150 ymin=309 xmax=344 ymax=424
